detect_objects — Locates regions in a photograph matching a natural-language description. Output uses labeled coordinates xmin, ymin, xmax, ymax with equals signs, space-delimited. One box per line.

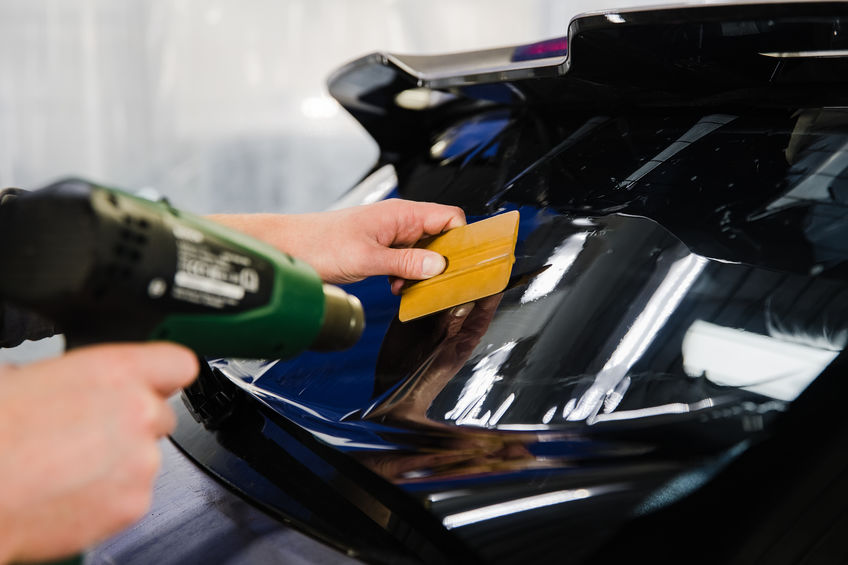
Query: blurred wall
xmin=0 ymin=0 xmax=647 ymax=214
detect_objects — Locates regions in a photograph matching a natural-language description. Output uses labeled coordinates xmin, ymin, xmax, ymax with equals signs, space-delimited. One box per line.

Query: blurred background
xmin=0 ymin=0 xmax=655 ymax=362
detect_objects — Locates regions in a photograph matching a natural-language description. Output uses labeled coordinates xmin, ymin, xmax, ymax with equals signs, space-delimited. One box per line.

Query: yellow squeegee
xmin=398 ymin=210 xmax=520 ymax=322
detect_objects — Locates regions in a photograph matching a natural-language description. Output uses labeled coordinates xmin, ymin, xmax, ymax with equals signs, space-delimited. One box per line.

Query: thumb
xmin=380 ymin=248 xmax=447 ymax=281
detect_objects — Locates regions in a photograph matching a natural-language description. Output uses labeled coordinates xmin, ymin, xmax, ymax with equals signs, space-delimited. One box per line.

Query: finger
xmin=415 ymin=202 xmax=466 ymax=233
xmin=63 ymin=343 xmax=199 ymax=397
xmin=376 ymin=248 xmax=447 ymax=281
xmin=152 ymin=398 xmax=177 ymax=437
xmin=131 ymin=343 xmax=199 ymax=397
xmin=386 ymin=201 xmax=466 ymax=246
xmin=134 ymin=388 xmax=179 ymax=437
xmin=389 ymin=276 xmax=405 ymax=295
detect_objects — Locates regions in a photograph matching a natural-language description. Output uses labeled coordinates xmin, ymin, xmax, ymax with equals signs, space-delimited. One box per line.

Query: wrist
xmin=206 ymin=213 xmax=295 ymax=252
xmin=0 ymin=518 xmax=20 ymax=565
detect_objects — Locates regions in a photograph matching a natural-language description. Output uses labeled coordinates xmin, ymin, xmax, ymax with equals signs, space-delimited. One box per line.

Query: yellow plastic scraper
xmin=398 ymin=210 xmax=520 ymax=322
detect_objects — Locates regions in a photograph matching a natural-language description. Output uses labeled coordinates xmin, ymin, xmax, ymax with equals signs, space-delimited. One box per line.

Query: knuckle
xmin=124 ymin=444 xmax=161 ymax=489
xmin=116 ymin=488 xmax=154 ymax=527
xmin=121 ymin=391 xmax=163 ymax=436
xmin=139 ymin=444 xmax=163 ymax=480
xmin=399 ymin=249 xmax=419 ymax=274
xmin=85 ymin=348 xmax=137 ymax=386
xmin=159 ymin=404 xmax=177 ymax=436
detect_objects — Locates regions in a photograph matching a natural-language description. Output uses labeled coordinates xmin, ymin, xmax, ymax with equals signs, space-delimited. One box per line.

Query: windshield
xmin=213 ymin=106 xmax=848 ymax=475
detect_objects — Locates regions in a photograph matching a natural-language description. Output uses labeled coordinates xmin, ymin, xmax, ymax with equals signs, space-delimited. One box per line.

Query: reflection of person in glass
xmin=370 ymin=294 xmax=503 ymax=427
xmin=360 ymin=293 xmax=545 ymax=482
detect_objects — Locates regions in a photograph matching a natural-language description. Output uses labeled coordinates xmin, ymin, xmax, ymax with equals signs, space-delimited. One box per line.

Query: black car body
xmin=93 ymin=3 xmax=848 ymax=564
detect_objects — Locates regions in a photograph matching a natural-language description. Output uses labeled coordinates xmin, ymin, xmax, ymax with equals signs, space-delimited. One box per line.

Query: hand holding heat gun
xmin=0 ymin=178 xmax=364 ymax=357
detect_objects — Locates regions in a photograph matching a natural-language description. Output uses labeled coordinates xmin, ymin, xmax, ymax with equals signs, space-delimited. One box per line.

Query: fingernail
xmin=421 ymin=254 xmax=446 ymax=277
xmin=451 ymin=303 xmax=473 ymax=318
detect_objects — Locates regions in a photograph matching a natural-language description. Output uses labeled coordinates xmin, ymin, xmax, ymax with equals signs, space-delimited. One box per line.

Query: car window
xmin=213 ymin=104 xmax=848 ymax=464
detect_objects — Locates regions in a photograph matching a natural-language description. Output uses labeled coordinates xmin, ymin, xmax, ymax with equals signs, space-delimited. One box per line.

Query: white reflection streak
xmin=605 ymin=254 xmax=706 ymax=372
xmin=761 ymin=50 xmax=848 ymax=58
xmin=562 ymin=398 xmax=576 ymax=419
xmin=329 ymin=164 xmax=397 ymax=210
xmin=603 ymin=375 xmax=631 ymax=414
xmin=428 ymin=490 xmax=474 ymax=504
xmin=232 ymin=379 xmax=327 ymax=420
xmin=443 ymin=488 xmax=594 ymax=529
xmin=445 ymin=342 xmax=516 ymax=424
xmin=683 ymin=319 xmax=839 ymax=401
xmin=568 ymin=254 xmax=707 ymax=422
xmin=592 ymin=398 xmax=715 ymax=423
xmin=617 ymin=114 xmax=736 ymax=189
xmin=310 ymin=430 xmax=395 ymax=451
xmin=213 ymin=363 xmax=328 ymax=420
xmin=488 ymin=393 xmax=515 ymax=426
xmin=521 ymin=233 xmax=588 ymax=303
xmin=212 ymin=358 xmax=277 ymax=384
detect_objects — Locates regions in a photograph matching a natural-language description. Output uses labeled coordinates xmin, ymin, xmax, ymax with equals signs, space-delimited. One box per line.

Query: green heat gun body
xmin=0 ymin=179 xmax=364 ymax=357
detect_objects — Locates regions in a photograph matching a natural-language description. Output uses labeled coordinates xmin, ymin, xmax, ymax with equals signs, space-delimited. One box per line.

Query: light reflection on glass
xmin=520 ymin=232 xmax=588 ymax=303
xmin=329 ymin=164 xmax=397 ymax=210
xmin=211 ymin=357 xmax=276 ymax=383
xmin=592 ymin=398 xmax=714 ymax=423
xmin=602 ymin=375 xmax=631 ymax=414
xmin=430 ymin=139 xmax=449 ymax=159
xmin=442 ymin=485 xmax=621 ymax=529
xmin=488 ymin=393 xmax=515 ymax=426
xmin=561 ymin=397 xmax=576 ymax=419
xmin=568 ymin=254 xmax=707 ymax=423
xmin=309 ymin=429 xmax=395 ymax=451
xmin=394 ymin=87 xmax=457 ymax=110
xmin=763 ymin=137 xmax=848 ymax=213
xmin=682 ymin=319 xmax=839 ymax=401
xmin=617 ymin=114 xmax=736 ymax=190
xmin=428 ymin=490 xmax=474 ymax=504
xmin=444 ymin=341 xmax=516 ymax=425
xmin=760 ymin=50 xmax=848 ymax=58
xmin=606 ymin=254 xmax=706 ymax=371
xmin=636 ymin=441 xmax=751 ymax=516
xmin=212 ymin=362 xmax=329 ymax=420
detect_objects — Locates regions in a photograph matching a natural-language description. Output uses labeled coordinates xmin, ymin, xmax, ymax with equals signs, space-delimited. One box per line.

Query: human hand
xmin=209 ymin=199 xmax=465 ymax=294
xmin=0 ymin=343 xmax=197 ymax=564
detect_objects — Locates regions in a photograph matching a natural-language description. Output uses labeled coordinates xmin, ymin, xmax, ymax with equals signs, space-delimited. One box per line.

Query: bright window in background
xmin=682 ymin=320 xmax=839 ymax=401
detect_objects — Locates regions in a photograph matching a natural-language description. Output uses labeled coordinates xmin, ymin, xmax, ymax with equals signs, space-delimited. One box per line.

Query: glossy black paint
xmin=137 ymin=3 xmax=848 ymax=564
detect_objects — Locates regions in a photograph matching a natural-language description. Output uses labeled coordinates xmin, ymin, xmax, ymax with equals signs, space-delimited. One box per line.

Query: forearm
xmin=206 ymin=213 xmax=301 ymax=255
xmin=206 ymin=212 xmax=333 ymax=278
xmin=207 ymin=200 xmax=464 ymax=288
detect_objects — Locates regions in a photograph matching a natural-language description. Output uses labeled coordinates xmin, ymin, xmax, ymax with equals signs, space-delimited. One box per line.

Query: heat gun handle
xmin=0 ymin=179 xmax=364 ymax=358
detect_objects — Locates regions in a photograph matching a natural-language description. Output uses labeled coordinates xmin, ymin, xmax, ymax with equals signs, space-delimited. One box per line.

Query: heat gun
xmin=0 ymin=178 xmax=364 ymax=357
